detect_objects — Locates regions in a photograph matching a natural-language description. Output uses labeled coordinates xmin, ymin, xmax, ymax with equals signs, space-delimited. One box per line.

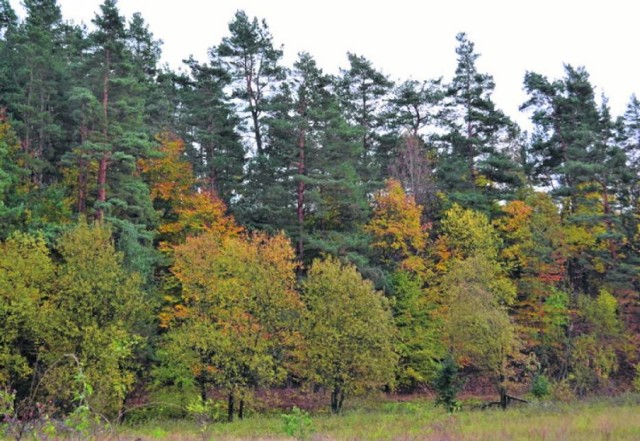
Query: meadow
xmin=115 ymin=395 xmax=640 ymax=441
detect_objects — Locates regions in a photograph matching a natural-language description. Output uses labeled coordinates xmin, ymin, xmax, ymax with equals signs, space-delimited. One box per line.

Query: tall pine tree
xmin=438 ymin=33 xmax=522 ymax=214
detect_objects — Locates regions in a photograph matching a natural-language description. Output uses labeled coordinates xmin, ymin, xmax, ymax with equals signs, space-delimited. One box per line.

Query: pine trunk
xmin=97 ymin=49 xmax=111 ymax=221
xmin=297 ymin=128 xmax=306 ymax=259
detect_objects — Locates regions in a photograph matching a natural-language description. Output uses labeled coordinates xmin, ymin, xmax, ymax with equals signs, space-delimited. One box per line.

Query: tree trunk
xmin=467 ymin=106 xmax=476 ymax=185
xmin=251 ymin=108 xmax=262 ymax=155
xmin=245 ymin=70 xmax=262 ymax=155
xmin=198 ymin=377 xmax=207 ymax=403
xmin=103 ymin=49 xmax=110 ymax=128
xmin=97 ymin=49 xmax=111 ymax=221
xmin=227 ymin=392 xmax=235 ymax=422
xmin=297 ymin=128 xmax=306 ymax=259
xmin=77 ymin=156 xmax=87 ymax=214
xmin=96 ymin=153 xmax=109 ymax=221
xmin=499 ymin=385 xmax=508 ymax=410
xmin=330 ymin=386 xmax=344 ymax=414
xmin=238 ymin=398 xmax=244 ymax=420
xmin=601 ymin=180 xmax=618 ymax=260
xmin=77 ymin=126 xmax=88 ymax=214
xmin=35 ymin=88 xmax=45 ymax=186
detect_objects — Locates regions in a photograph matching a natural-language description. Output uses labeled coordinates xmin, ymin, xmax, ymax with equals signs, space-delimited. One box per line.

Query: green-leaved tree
xmin=302 ymin=256 xmax=397 ymax=413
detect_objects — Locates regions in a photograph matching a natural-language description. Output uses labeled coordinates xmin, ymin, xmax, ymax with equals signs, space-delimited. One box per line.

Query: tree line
xmin=1 ymin=0 xmax=639 ymax=420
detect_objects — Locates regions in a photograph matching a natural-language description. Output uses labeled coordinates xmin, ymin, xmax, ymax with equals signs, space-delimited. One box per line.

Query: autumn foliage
xmin=1 ymin=3 xmax=639 ymax=425
xmin=140 ymin=132 xmax=240 ymax=248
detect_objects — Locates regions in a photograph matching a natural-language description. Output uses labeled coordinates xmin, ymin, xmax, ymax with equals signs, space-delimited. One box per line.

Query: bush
xmin=531 ymin=374 xmax=551 ymax=398
xmin=633 ymin=364 xmax=640 ymax=393
xmin=282 ymin=406 xmax=313 ymax=440
xmin=552 ymin=379 xmax=576 ymax=403
xmin=433 ymin=355 xmax=463 ymax=412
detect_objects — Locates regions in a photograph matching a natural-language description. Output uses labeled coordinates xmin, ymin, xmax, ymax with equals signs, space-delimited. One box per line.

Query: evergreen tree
xmin=76 ymin=0 xmax=158 ymax=277
xmin=125 ymin=12 xmax=168 ymax=133
xmin=213 ymin=10 xmax=285 ymax=155
xmin=523 ymin=65 xmax=631 ymax=293
xmin=338 ymin=53 xmax=394 ymax=183
xmin=388 ymin=79 xmax=442 ymax=139
xmin=177 ymin=57 xmax=244 ymax=205
xmin=261 ymin=52 xmax=366 ymax=261
xmin=439 ymin=33 xmax=522 ymax=213
xmin=0 ymin=0 xmax=16 ymax=38
xmin=0 ymin=0 xmax=70 ymax=185
xmin=522 ymin=65 xmax=600 ymax=211
xmin=615 ymin=95 xmax=640 ymax=335
xmin=210 ymin=10 xmax=291 ymax=234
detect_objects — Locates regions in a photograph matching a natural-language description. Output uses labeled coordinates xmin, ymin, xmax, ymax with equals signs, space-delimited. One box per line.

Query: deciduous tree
xmin=43 ymin=220 xmax=149 ymax=416
xmin=302 ymin=256 xmax=397 ymax=413
xmin=441 ymin=255 xmax=519 ymax=409
xmin=158 ymin=231 xmax=303 ymax=421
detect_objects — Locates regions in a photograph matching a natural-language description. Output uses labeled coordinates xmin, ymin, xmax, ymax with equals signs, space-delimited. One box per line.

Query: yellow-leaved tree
xmin=435 ymin=204 xmax=520 ymax=408
xmin=0 ymin=232 xmax=54 ymax=393
xmin=156 ymin=231 xmax=303 ymax=421
xmin=365 ymin=179 xmax=441 ymax=390
xmin=365 ymin=179 xmax=429 ymax=274
xmin=139 ymin=132 xmax=239 ymax=249
xmin=44 ymin=220 xmax=149 ymax=416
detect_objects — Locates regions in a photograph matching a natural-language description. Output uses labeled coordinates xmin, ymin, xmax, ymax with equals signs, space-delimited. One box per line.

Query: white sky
xmin=10 ymin=0 xmax=640 ymax=128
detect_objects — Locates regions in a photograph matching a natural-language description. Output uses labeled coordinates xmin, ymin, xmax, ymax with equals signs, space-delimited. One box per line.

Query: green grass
xmin=45 ymin=395 xmax=640 ymax=440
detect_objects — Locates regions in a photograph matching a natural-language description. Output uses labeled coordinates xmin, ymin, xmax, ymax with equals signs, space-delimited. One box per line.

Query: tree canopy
xmin=0 ymin=3 xmax=638 ymax=424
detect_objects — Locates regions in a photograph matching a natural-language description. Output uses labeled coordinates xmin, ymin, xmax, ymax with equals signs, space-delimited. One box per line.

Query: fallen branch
xmin=481 ymin=395 xmax=529 ymax=409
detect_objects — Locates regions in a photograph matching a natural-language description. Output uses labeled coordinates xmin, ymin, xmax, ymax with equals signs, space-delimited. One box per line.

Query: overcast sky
xmin=10 ymin=0 xmax=640 ymax=128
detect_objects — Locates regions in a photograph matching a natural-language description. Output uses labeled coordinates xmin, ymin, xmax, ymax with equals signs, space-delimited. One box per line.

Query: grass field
xmin=115 ymin=394 xmax=640 ymax=441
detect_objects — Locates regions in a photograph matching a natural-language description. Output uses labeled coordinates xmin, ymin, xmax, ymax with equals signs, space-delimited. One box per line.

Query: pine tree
xmin=523 ymin=65 xmax=631 ymax=293
xmin=213 ymin=10 xmax=285 ymax=156
xmin=261 ymin=52 xmax=363 ymax=261
xmin=125 ymin=12 xmax=167 ymax=133
xmin=388 ymin=79 xmax=443 ymax=139
xmin=75 ymin=0 xmax=158 ymax=277
xmin=439 ymin=33 xmax=522 ymax=214
xmin=0 ymin=0 xmax=70 ymax=185
xmin=177 ymin=57 xmax=244 ymax=205
xmin=0 ymin=0 xmax=16 ymax=38
xmin=338 ymin=53 xmax=394 ymax=183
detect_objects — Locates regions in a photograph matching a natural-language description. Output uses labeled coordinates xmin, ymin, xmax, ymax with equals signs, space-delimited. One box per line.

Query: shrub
xmin=531 ymin=374 xmax=551 ymax=398
xmin=282 ymin=406 xmax=313 ymax=440
xmin=433 ymin=355 xmax=463 ymax=412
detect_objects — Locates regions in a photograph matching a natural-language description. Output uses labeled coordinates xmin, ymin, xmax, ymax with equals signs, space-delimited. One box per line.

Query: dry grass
xmin=54 ymin=395 xmax=640 ymax=441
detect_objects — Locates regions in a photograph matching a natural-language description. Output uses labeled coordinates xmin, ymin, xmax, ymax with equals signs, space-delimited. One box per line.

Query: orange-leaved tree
xmin=139 ymin=132 xmax=239 ymax=249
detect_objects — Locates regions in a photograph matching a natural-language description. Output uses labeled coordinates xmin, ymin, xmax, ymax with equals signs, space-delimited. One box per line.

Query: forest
xmin=1 ymin=0 xmax=640 ymax=433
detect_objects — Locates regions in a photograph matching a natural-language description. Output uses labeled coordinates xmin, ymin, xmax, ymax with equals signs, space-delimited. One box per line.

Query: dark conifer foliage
xmin=438 ymin=33 xmax=523 ymax=214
